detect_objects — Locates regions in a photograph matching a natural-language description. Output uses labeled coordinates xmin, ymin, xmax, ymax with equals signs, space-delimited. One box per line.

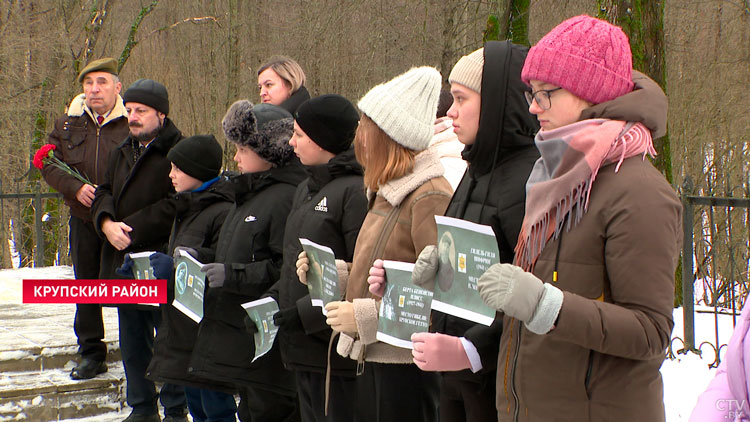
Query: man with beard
xmin=92 ymin=78 xmax=188 ymax=422
xmin=42 ymin=58 xmax=129 ymax=381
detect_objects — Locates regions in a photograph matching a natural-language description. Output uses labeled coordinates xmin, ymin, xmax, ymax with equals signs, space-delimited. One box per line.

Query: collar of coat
xmin=118 ymin=118 xmax=182 ymax=156
xmin=369 ymin=147 xmax=444 ymax=207
xmin=306 ymin=148 xmax=363 ymax=193
xmin=67 ymin=93 xmax=128 ymax=126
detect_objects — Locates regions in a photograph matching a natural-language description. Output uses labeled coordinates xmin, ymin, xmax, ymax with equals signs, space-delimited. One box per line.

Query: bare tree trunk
xmin=597 ymin=0 xmax=672 ymax=183
xmin=505 ymin=0 xmax=530 ymax=45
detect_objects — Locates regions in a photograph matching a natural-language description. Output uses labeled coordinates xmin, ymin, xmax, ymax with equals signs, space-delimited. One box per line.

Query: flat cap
xmin=78 ymin=58 xmax=118 ymax=83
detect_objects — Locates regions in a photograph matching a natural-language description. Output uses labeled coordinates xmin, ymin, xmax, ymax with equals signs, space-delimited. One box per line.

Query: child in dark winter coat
xmin=188 ymin=102 xmax=305 ymax=422
xmin=266 ymin=94 xmax=368 ymax=422
xmin=145 ymin=134 xmax=237 ymax=422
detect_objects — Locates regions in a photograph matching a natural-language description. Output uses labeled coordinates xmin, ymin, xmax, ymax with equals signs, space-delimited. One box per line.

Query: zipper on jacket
xmin=584 ymin=350 xmax=595 ymax=399
xmin=359 ymin=204 xmax=401 ymax=298
xmin=510 ymin=319 xmax=523 ymax=422
xmin=95 ymin=126 xmax=100 ymax=184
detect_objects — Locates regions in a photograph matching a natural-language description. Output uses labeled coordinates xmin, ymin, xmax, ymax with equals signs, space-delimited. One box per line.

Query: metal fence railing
xmin=3 ymin=179 xmax=749 ymax=366
xmin=0 ymin=180 xmax=67 ymax=268
xmin=673 ymin=190 xmax=750 ymax=367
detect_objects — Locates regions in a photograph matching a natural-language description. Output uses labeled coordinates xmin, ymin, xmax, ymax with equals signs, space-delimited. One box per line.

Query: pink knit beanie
xmin=521 ymin=15 xmax=634 ymax=105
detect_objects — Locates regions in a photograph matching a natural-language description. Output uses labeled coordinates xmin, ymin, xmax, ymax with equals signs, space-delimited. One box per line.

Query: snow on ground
xmin=0 ymin=266 xmax=740 ymax=421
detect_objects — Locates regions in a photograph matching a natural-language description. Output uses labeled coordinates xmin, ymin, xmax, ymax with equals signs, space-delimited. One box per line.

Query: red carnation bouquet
xmin=33 ymin=144 xmax=93 ymax=186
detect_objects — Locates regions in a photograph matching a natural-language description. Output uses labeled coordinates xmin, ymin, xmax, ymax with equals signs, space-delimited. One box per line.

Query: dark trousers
xmin=440 ymin=375 xmax=498 ymax=422
xmin=237 ymin=385 xmax=299 ymax=422
xmin=185 ymin=386 xmax=237 ymax=422
xmin=358 ymin=362 xmax=439 ymax=422
xmin=118 ymin=306 xmax=186 ymax=416
xmin=69 ymin=216 xmax=106 ymax=361
xmin=296 ymin=370 xmax=360 ymax=422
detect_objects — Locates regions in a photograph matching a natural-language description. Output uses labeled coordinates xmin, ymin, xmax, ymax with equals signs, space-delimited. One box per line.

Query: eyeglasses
xmin=524 ymin=87 xmax=562 ymax=111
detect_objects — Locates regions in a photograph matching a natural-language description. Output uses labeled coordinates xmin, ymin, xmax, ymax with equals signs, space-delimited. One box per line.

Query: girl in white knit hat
xmin=297 ymin=66 xmax=453 ymax=421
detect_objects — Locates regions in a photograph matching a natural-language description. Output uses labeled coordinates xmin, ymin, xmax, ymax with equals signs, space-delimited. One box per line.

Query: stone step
xmin=0 ymin=364 xmax=125 ymax=421
xmin=0 ymin=301 xmax=121 ymax=374
xmin=0 ymin=343 xmax=121 ymax=374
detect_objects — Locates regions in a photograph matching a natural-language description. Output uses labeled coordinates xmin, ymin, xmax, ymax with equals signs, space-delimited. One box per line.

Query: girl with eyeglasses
xmin=474 ymin=15 xmax=682 ymax=421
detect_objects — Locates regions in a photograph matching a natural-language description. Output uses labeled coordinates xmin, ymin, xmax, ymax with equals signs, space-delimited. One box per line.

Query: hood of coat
xmin=305 ymin=147 xmax=363 ymax=193
xmin=280 ymin=85 xmax=311 ymax=115
xmin=173 ymin=178 xmax=234 ymax=216
xmin=579 ymin=70 xmax=668 ymax=139
xmin=67 ymin=93 xmax=128 ymax=126
xmin=461 ymin=41 xmax=540 ymax=177
xmin=230 ymin=159 xmax=307 ymax=203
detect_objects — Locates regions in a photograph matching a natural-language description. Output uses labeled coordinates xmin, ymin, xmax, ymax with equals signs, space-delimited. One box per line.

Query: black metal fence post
xmin=681 ymin=187 xmax=695 ymax=352
xmin=33 ymin=190 xmax=43 ymax=267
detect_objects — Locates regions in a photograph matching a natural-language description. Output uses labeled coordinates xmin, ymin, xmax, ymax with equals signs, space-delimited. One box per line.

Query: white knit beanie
xmin=449 ymin=48 xmax=484 ymax=94
xmin=357 ymin=66 xmax=442 ymax=151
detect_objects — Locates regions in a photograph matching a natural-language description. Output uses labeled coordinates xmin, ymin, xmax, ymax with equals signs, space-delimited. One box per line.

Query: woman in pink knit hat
xmin=475 ymin=15 xmax=682 ymax=421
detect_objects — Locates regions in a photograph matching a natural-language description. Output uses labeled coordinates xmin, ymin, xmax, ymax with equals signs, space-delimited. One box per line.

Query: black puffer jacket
xmin=91 ymin=119 xmax=183 ymax=280
xmin=266 ymin=148 xmax=367 ymax=375
xmin=431 ymin=41 xmax=540 ymax=386
xmin=188 ymin=163 xmax=305 ymax=394
xmin=146 ymin=178 xmax=234 ymax=391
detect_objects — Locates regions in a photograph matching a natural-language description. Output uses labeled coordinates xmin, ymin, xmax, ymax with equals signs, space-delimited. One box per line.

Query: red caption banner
xmin=22 ymin=279 xmax=167 ymax=304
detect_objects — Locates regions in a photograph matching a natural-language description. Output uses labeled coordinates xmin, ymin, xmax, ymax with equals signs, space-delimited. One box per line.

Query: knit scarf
xmin=514 ymin=119 xmax=655 ymax=271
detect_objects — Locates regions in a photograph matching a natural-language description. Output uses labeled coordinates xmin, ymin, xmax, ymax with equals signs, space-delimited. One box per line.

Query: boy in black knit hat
xmin=143 ymin=134 xmax=238 ymax=422
xmin=188 ymin=101 xmax=303 ymax=422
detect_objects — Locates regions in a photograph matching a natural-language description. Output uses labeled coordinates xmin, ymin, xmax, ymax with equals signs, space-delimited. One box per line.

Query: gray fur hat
xmin=222 ymin=100 xmax=295 ymax=167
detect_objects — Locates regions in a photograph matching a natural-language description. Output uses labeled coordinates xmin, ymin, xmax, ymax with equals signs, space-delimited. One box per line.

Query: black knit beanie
xmin=167 ymin=134 xmax=223 ymax=181
xmin=295 ymin=94 xmax=359 ymax=154
xmin=222 ymin=100 xmax=295 ymax=167
xmin=123 ymin=79 xmax=170 ymax=115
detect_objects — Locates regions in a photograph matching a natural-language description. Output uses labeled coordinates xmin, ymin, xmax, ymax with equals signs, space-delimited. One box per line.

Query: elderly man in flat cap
xmin=42 ymin=57 xmax=129 ymax=381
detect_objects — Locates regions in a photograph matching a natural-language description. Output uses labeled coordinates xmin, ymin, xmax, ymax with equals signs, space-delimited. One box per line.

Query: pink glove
xmin=367 ymin=259 xmax=386 ymax=297
xmin=411 ymin=332 xmax=471 ymax=372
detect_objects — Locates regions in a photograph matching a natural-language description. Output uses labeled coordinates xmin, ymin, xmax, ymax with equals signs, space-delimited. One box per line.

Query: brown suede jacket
xmin=336 ymin=148 xmax=452 ymax=364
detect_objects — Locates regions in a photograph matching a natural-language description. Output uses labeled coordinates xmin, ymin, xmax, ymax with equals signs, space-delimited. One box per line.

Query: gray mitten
xmin=173 ymin=246 xmax=198 ymax=261
xmin=411 ymin=245 xmax=438 ymax=290
xmin=201 ymin=263 xmax=226 ymax=288
xmin=477 ymin=263 xmax=563 ymax=335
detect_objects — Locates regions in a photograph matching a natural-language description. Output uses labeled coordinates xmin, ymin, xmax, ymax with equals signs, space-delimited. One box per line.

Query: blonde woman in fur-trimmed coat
xmin=297 ymin=67 xmax=452 ymax=422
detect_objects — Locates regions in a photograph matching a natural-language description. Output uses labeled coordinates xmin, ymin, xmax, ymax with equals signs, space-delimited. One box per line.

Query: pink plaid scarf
xmin=514 ymin=119 xmax=655 ymax=270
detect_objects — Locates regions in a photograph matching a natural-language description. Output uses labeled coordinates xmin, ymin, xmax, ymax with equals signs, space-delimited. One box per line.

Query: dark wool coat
xmin=146 ymin=178 xmax=234 ymax=392
xmin=279 ymin=85 xmax=310 ymax=115
xmin=42 ymin=94 xmax=129 ymax=221
xmin=432 ymin=41 xmax=540 ymax=390
xmin=91 ymin=118 xmax=183 ymax=280
xmin=266 ymin=148 xmax=367 ymax=375
xmin=188 ymin=163 xmax=306 ymax=395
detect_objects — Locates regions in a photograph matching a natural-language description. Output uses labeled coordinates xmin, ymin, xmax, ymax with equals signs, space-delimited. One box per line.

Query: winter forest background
xmin=0 ymin=0 xmax=748 ymax=314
